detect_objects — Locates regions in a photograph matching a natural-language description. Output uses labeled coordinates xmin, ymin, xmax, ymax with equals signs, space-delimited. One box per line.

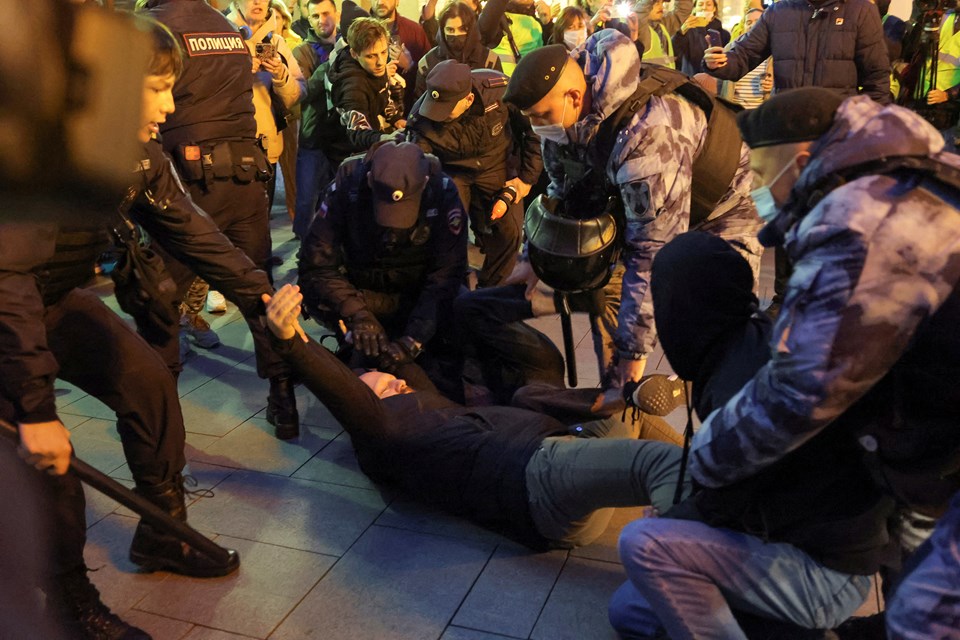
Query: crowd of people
xmin=3 ymin=0 xmax=960 ymax=638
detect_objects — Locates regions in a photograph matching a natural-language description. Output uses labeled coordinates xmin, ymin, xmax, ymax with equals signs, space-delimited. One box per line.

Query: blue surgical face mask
xmin=750 ymin=153 xmax=801 ymax=222
xmin=531 ymin=94 xmax=570 ymax=145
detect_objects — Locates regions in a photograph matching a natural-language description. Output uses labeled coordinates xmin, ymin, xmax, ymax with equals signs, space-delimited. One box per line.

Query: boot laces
xmin=182 ymin=473 xmax=215 ymax=499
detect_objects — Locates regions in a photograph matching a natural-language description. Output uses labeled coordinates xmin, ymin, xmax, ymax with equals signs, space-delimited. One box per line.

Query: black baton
xmin=0 ymin=418 xmax=232 ymax=566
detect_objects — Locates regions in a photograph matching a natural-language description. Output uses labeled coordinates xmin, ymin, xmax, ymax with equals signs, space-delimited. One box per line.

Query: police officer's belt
xmin=173 ymin=139 xmax=273 ymax=185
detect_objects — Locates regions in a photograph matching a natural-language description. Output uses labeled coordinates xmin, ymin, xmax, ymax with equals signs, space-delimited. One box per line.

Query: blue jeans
xmin=293 ymin=146 xmax=332 ymax=238
xmin=610 ymin=518 xmax=872 ymax=639
xmin=886 ymin=491 xmax=960 ymax=639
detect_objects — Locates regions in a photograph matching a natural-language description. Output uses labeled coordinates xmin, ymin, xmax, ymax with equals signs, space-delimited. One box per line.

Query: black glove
xmin=349 ymin=311 xmax=389 ymax=358
xmin=378 ymin=336 xmax=421 ymax=369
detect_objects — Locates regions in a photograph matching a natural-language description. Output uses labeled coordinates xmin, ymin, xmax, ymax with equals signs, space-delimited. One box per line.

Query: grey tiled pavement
xmin=64 ymin=187 xmax=882 ymax=639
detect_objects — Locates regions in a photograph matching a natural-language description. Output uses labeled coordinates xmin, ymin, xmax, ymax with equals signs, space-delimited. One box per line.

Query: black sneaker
xmin=50 ymin=567 xmax=152 ymax=640
xmin=624 ymin=374 xmax=687 ymax=416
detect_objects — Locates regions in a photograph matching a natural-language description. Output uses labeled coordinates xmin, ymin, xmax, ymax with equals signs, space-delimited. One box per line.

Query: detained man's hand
xmin=262 ymin=285 xmax=306 ymax=341
xmin=503 ymin=260 xmax=541 ymax=299
xmin=19 ymin=420 xmax=72 ymax=475
xmin=619 ymin=356 xmax=647 ymax=385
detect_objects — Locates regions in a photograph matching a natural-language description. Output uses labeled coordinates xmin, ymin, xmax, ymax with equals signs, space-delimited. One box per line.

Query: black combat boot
xmin=128 ymin=474 xmax=240 ymax=577
xmin=49 ymin=566 xmax=152 ymax=639
xmin=266 ymin=374 xmax=300 ymax=440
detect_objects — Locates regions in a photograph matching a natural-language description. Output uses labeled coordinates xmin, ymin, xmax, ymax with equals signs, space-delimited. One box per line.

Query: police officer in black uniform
xmin=144 ymin=0 xmax=301 ymax=440
xmin=406 ymin=59 xmax=542 ymax=287
xmin=298 ymin=141 xmax=468 ymax=393
xmin=0 ymin=44 xmax=302 ymax=640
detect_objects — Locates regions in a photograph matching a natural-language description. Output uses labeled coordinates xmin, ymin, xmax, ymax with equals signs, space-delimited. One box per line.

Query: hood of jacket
xmin=436 ymin=17 xmax=487 ymax=66
xmin=651 ymin=231 xmax=761 ymax=381
xmin=793 ymin=96 xmax=946 ymax=199
xmin=567 ymin=29 xmax=641 ymax=147
xmin=761 ymin=96 xmax=947 ymax=247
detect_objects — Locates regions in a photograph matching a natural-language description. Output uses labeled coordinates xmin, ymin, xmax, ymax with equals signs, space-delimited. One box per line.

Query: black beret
xmin=737 ymin=88 xmax=846 ymax=149
xmin=503 ymin=45 xmax=572 ymax=110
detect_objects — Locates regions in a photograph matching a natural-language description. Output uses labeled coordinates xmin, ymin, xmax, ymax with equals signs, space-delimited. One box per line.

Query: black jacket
xmin=0 ymin=139 xmax=271 ymax=425
xmin=704 ymin=0 xmax=891 ymax=104
xmin=478 ymin=0 xmax=553 ymax=49
xmin=273 ymin=334 xmax=567 ymax=550
xmin=407 ymin=69 xmax=542 ymax=185
xmin=298 ymin=153 xmax=468 ymax=345
xmin=146 ymin=0 xmax=259 ymax=149
xmin=329 ymin=51 xmax=405 ymax=154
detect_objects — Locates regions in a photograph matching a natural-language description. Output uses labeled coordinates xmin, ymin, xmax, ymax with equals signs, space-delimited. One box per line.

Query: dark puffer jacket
xmin=704 ymin=0 xmax=891 ymax=104
xmin=329 ymin=51 xmax=405 ymax=154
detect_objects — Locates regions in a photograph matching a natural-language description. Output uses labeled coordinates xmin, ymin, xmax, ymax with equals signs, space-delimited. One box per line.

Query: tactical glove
xmin=349 ymin=311 xmax=389 ymax=358
xmin=378 ymin=336 xmax=422 ymax=369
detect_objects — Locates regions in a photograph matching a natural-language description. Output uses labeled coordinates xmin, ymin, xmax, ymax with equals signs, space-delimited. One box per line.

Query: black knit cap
xmin=339 ymin=0 xmax=369 ymax=39
xmin=737 ymin=87 xmax=846 ymax=149
xmin=503 ymin=44 xmax=572 ymax=110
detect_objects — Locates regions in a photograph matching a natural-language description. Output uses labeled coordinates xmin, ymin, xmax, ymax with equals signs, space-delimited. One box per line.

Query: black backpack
xmin=560 ymin=64 xmax=744 ymax=227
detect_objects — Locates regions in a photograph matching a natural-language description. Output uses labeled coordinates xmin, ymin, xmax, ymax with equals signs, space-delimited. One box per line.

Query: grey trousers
xmin=524 ymin=428 xmax=688 ymax=548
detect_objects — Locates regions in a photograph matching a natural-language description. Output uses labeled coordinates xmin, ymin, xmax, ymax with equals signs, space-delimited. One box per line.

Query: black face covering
xmin=445 ymin=34 xmax=467 ymax=57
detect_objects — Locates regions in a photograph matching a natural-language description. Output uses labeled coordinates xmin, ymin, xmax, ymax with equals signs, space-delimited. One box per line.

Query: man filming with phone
xmin=700 ymin=0 xmax=890 ymax=103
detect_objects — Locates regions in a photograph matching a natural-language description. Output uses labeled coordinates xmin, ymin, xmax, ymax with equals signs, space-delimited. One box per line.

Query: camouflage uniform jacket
xmin=542 ymin=29 xmax=762 ymax=359
xmin=691 ymin=97 xmax=960 ymax=491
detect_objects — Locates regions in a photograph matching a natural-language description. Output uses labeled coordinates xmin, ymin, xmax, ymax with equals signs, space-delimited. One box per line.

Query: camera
xmin=255 ymin=42 xmax=276 ymax=60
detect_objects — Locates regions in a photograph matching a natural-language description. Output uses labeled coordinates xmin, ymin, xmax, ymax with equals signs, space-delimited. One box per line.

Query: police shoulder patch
xmin=181 ymin=33 xmax=248 ymax=57
xmin=447 ymin=208 xmax=465 ymax=235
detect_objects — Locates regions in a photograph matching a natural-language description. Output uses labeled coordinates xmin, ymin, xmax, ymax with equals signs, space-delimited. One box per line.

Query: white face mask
xmin=531 ymin=94 xmax=570 ymax=145
xmin=563 ymin=28 xmax=587 ymax=50
xmin=750 ymin=153 xmax=802 ymax=222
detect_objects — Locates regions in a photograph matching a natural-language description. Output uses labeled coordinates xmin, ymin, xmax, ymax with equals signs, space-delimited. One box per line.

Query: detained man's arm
xmin=689 ymin=191 xmax=960 ymax=488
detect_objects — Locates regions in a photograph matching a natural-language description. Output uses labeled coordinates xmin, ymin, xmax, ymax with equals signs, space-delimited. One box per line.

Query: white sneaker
xmin=206 ymin=290 xmax=227 ymax=314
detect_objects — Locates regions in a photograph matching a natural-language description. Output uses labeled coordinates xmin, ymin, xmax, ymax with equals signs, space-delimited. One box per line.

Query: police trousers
xmin=450 ymin=170 xmax=523 ymax=288
xmin=144 ymin=176 xmax=290 ymax=380
xmin=2 ymin=288 xmax=186 ymax=574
